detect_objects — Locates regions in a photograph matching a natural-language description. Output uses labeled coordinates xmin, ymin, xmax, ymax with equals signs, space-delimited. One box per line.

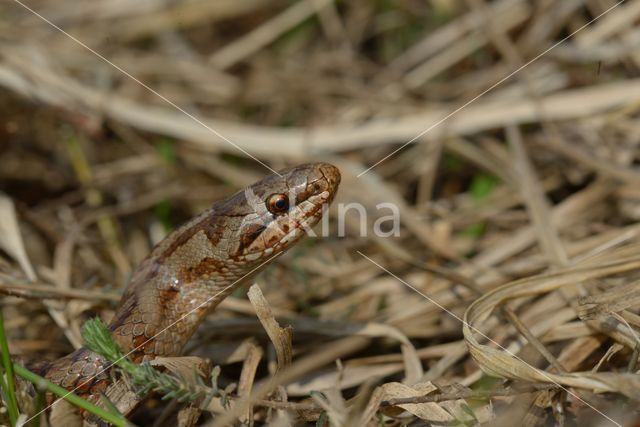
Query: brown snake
xmin=36 ymin=162 xmax=340 ymax=403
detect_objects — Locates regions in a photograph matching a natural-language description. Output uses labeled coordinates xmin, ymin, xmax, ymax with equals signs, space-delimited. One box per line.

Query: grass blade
xmin=0 ymin=308 xmax=20 ymax=425
xmin=12 ymin=364 xmax=129 ymax=427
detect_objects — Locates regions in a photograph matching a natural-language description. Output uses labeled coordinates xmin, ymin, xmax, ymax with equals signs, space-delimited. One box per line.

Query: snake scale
xmin=35 ymin=162 xmax=340 ymax=403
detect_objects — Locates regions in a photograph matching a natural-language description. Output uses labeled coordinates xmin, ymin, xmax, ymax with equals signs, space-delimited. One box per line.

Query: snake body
xmin=39 ymin=162 xmax=340 ymax=399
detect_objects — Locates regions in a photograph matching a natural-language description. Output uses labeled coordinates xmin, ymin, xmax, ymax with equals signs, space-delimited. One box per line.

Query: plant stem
xmin=0 ymin=308 xmax=20 ymax=425
xmin=13 ymin=364 xmax=129 ymax=427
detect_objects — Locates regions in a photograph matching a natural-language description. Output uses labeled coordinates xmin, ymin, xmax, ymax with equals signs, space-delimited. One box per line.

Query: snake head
xmin=231 ymin=162 xmax=341 ymax=262
xmin=143 ymin=162 xmax=340 ymax=287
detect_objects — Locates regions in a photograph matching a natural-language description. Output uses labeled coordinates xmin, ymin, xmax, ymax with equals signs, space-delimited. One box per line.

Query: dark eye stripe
xmin=240 ymin=224 xmax=266 ymax=252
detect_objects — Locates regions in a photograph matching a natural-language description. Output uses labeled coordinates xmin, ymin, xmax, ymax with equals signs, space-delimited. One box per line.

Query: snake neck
xmin=108 ymin=257 xmax=259 ymax=362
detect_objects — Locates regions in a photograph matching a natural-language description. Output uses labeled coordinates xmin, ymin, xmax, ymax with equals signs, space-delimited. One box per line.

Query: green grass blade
xmin=0 ymin=308 xmax=20 ymax=425
xmin=30 ymin=386 xmax=45 ymax=427
xmin=12 ymin=364 xmax=129 ymax=427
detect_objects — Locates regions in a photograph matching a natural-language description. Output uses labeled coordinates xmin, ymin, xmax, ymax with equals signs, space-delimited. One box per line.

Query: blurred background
xmin=2 ymin=0 xmax=640 ymax=425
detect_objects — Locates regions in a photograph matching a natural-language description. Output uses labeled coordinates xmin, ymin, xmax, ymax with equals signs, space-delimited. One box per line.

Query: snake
xmin=34 ymin=162 xmax=340 ymax=403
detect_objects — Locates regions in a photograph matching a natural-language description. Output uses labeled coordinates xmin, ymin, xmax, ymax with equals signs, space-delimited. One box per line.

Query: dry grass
xmin=2 ymin=0 xmax=640 ymax=425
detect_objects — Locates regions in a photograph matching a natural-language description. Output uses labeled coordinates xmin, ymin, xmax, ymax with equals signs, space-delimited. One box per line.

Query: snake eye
xmin=266 ymin=193 xmax=289 ymax=214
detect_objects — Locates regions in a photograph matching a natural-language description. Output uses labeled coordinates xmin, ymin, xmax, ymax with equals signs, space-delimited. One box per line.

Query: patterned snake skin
xmin=38 ymin=162 xmax=340 ymax=400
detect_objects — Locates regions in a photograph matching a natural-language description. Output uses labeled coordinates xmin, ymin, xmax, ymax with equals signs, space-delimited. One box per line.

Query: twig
xmin=381 ymin=384 xmax=557 ymax=406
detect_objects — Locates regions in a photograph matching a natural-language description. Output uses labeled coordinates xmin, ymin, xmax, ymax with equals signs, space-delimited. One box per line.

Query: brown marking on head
xmin=156 ymin=215 xmax=222 ymax=263
xmin=267 ymin=234 xmax=281 ymax=247
xmin=239 ymin=223 xmax=266 ymax=254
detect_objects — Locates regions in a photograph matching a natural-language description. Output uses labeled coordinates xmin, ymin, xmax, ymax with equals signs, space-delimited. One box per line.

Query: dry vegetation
xmin=2 ymin=0 xmax=640 ymax=425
